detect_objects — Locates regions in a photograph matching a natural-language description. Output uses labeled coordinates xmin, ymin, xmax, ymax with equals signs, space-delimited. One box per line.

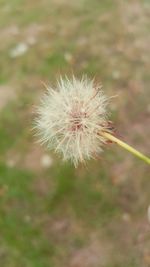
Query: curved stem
xmin=102 ymin=132 xmax=150 ymax=165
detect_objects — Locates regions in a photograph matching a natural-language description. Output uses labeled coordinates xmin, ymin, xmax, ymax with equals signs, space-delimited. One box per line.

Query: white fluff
xmin=35 ymin=76 xmax=109 ymax=166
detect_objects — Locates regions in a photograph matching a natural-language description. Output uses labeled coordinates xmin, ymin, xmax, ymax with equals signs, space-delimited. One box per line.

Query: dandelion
xmin=35 ymin=76 xmax=109 ymax=166
xmin=35 ymin=76 xmax=150 ymax=166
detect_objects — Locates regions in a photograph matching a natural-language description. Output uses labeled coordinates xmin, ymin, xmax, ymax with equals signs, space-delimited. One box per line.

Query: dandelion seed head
xmin=35 ymin=76 xmax=110 ymax=166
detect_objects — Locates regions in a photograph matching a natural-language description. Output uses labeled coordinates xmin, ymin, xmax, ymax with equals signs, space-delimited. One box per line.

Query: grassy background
xmin=0 ymin=0 xmax=150 ymax=266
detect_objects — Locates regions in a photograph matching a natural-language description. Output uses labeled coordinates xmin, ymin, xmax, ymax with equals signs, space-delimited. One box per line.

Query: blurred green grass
xmin=0 ymin=0 xmax=150 ymax=266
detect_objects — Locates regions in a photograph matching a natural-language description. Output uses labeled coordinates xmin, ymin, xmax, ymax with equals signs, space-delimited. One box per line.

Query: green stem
xmin=102 ymin=132 xmax=150 ymax=165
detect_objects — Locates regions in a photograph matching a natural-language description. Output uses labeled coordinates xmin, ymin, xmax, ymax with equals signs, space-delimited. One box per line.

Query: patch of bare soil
xmin=69 ymin=236 xmax=112 ymax=267
xmin=0 ymin=85 xmax=17 ymax=111
xmin=24 ymin=23 xmax=44 ymax=45
xmin=23 ymin=144 xmax=53 ymax=172
xmin=119 ymin=1 xmax=150 ymax=52
xmin=106 ymin=217 xmax=150 ymax=266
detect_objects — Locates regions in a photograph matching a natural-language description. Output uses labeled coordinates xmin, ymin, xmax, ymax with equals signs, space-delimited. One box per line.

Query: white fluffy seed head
xmin=35 ymin=76 xmax=109 ymax=166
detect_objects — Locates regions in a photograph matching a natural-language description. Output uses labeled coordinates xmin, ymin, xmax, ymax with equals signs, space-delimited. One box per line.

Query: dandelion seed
xmin=35 ymin=76 xmax=109 ymax=166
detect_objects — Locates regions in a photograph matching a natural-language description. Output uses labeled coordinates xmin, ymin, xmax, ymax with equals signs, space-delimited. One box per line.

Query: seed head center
xmin=69 ymin=106 xmax=87 ymax=132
